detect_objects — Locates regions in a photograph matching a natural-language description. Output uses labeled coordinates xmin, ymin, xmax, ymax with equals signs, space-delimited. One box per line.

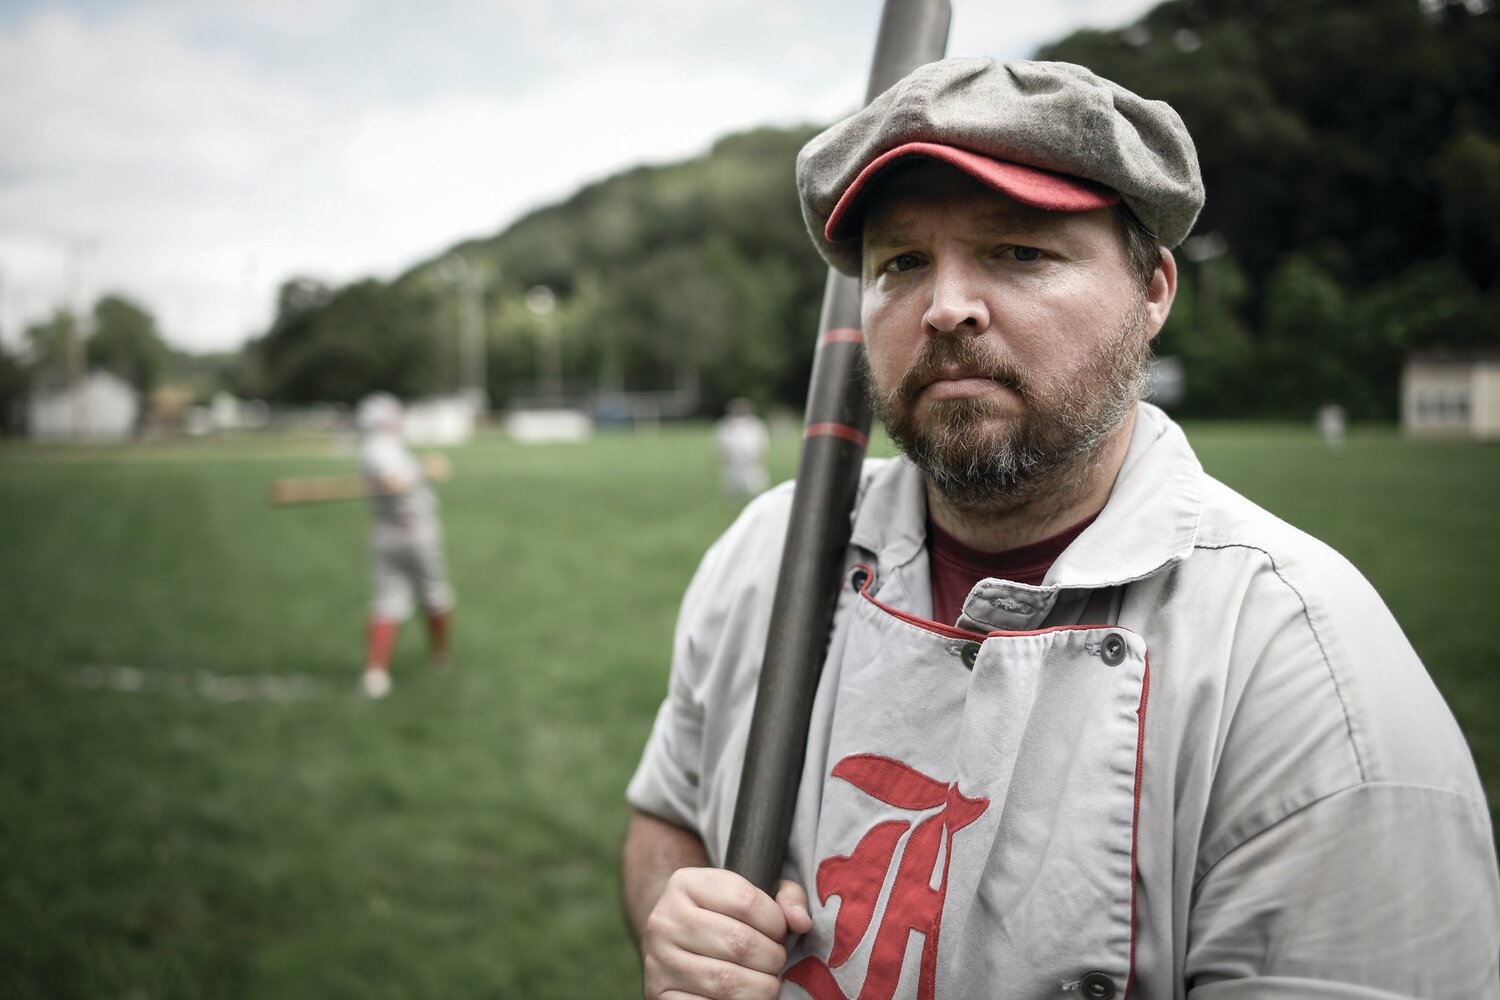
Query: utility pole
xmin=64 ymin=235 xmax=96 ymax=443
xmin=524 ymin=285 xmax=560 ymax=403
xmin=1182 ymin=231 xmax=1228 ymax=333
xmin=440 ymin=253 xmax=489 ymax=416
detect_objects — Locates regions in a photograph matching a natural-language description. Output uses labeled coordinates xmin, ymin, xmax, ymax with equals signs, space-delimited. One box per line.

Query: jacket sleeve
xmin=1180 ymin=528 xmax=1500 ymax=997
xmin=624 ymin=532 xmax=728 ymax=831
xmin=624 ymin=484 xmax=795 ymax=833
xmin=1185 ymin=781 xmax=1500 ymax=997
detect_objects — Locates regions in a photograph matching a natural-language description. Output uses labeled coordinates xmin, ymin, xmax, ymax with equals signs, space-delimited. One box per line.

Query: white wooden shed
xmin=28 ymin=371 xmax=139 ymax=441
xmin=1401 ymin=352 xmax=1500 ymax=441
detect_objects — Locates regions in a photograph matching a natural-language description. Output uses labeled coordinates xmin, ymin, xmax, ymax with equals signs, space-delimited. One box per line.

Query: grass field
xmin=1 ymin=422 xmax=1496 ymax=999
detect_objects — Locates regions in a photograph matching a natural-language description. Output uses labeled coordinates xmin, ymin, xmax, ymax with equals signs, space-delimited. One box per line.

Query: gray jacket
xmin=629 ymin=402 xmax=1499 ymax=998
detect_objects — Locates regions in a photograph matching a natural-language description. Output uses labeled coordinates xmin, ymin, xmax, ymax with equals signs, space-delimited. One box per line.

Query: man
xmin=355 ymin=392 xmax=454 ymax=698
xmin=621 ymin=58 xmax=1499 ymax=998
xmin=715 ymin=397 xmax=772 ymax=501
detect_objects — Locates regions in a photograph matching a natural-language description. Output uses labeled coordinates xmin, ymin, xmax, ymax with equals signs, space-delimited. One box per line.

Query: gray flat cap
xmin=796 ymin=57 xmax=1205 ymax=275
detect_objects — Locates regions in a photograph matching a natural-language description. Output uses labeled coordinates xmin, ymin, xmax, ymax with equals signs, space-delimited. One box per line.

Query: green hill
xmin=248 ymin=125 xmax=827 ymax=414
xmin=245 ymin=0 xmax=1500 ymax=420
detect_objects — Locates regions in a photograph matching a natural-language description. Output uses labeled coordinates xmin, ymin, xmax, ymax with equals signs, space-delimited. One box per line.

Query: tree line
xmin=239 ymin=122 xmax=831 ymax=417
xmin=9 ymin=0 xmax=1497 ymax=426
xmin=1039 ymin=0 xmax=1499 ymax=418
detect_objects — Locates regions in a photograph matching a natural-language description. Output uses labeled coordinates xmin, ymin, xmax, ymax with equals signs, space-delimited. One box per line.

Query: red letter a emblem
xmin=785 ymin=754 xmax=988 ymax=1000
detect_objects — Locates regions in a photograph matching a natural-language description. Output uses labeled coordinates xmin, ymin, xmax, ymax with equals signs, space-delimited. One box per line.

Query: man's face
xmin=859 ymin=162 xmax=1169 ymax=515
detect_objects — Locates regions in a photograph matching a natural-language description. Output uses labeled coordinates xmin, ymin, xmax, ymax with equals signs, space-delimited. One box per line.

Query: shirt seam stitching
xmin=1193 ymin=780 xmax=1490 ymax=889
xmin=1192 ymin=540 xmax=1367 ymax=782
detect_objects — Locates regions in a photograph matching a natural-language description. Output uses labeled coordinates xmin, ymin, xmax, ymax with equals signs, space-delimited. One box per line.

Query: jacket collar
xmin=1047 ymin=401 xmax=1202 ymax=589
xmin=847 ymin=402 xmax=1202 ymax=594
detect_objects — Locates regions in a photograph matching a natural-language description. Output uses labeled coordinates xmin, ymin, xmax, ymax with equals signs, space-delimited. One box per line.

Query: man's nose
xmin=922 ymin=261 xmax=990 ymax=336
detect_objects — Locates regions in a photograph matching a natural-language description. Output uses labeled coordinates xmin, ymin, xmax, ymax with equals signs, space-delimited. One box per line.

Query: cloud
xmin=0 ymin=9 xmax=314 ymax=190
xmin=0 ymin=0 xmax=1161 ymax=354
xmin=0 ymin=6 xmax=322 ymax=348
xmin=950 ymin=0 xmax=1155 ymax=59
xmin=0 ymin=3 xmax=848 ymax=351
xmin=332 ymin=59 xmax=812 ymax=244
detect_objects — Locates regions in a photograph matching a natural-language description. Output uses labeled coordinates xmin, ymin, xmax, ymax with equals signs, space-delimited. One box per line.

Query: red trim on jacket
xmin=851 ymin=562 xmax=1134 ymax=641
xmin=1125 ymin=654 xmax=1150 ymax=999
xmin=850 ymin=560 xmax=1148 ymax=996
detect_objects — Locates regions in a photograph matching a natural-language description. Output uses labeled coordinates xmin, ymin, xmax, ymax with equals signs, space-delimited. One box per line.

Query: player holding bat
xmin=621 ymin=55 xmax=1499 ymax=1000
xmin=353 ymin=392 xmax=454 ymax=698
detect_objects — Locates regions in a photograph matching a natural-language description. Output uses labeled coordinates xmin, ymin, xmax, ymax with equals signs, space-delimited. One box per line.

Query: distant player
xmin=1318 ymin=402 xmax=1347 ymax=448
xmin=714 ymin=397 xmax=770 ymax=500
xmin=355 ymin=392 xmax=454 ymax=698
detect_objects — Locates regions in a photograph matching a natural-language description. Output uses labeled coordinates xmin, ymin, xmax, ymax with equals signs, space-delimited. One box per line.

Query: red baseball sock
xmin=365 ymin=617 xmax=400 ymax=670
xmin=426 ymin=610 xmax=451 ymax=663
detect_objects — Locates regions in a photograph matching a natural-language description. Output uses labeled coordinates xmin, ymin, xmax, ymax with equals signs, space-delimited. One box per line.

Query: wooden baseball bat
xmin=724 ymin=0 xmax=952 ymax=895
xmin=269 ymin=454 xmax=451 ymax=506
xmin=269 ymin=475 xmax=379 ymax=505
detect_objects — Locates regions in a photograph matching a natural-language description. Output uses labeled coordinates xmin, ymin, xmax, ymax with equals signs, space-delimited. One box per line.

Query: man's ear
xmin=1144 ymin=247 xmax=1178 ymax=342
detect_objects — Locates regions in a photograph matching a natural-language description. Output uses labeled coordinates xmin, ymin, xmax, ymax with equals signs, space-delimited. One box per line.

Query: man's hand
xmin=641 ymin=867 xmax=811 ymax=1000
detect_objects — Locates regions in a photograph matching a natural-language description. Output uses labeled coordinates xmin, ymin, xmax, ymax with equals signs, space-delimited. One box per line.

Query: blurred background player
xmin=714 ymin=397 xmax=770 ymax=501
xmin=355 ymin=392 xmax=455 ymax=698
xmin=1318 ymin=402 xmax=1347 ymax=448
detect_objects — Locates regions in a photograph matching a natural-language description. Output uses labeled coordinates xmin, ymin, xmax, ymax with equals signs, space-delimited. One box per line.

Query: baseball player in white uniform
xmin=715 ymin=398 xmax=772 ymax=500
xmin=621 ymin=59 xmax=1500 ymax=997
xmin=356 ymin=392 xmax=454 ymax=698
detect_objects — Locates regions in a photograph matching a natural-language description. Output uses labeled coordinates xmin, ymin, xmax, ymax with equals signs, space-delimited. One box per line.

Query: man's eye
xmin=885 ymin=253 xmax=922 ymax=273
xmin=1004 ymin=246 xmax=1043 ymax=262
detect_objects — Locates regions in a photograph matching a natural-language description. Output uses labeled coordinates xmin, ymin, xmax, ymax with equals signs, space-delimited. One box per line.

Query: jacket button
xmin=959 ymin=641 xmax=980 ymax=669
xmin=1079 ymin=972 xmax=1116 ymax=999
xmin=1100 ymin=632 xmax=1126 ymax=666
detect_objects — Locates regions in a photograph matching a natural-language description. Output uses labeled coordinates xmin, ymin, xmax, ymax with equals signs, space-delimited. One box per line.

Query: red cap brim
xmin=824 ymin=142 xmax=1121 ymax=242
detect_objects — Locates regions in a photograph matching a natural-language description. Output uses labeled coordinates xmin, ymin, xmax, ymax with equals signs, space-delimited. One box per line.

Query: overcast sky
xmin=0 ymin=0 xmax=1160 ymax=354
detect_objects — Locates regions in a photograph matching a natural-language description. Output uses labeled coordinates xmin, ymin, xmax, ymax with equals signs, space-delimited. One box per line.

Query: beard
xmin=868 ymin=300 xmax=1152 ymax=516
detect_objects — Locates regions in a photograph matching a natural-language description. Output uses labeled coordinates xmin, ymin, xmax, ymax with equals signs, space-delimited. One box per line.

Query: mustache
xmin=891 ymin=336 xmax=1030 ymax=406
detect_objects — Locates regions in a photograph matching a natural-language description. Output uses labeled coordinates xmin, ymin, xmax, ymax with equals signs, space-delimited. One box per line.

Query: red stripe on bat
xmin=803 ymin=423 xmax=868 ymax=448
xmin=818 ymin=327 xmax=863 ymax=347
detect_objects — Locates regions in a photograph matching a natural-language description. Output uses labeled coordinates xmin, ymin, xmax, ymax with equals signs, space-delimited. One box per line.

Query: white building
xmin=404 ymin=394 xmax=479 ymax=446
xmin=28 ymin=371 xmax=139 ymax=441
xmin=1401 ymin=352 xmax=1500 ymax=441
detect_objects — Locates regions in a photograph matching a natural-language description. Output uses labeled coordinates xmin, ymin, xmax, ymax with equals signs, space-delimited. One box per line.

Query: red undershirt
xmin=927 ymin=512 xmax=1100 ymax=626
